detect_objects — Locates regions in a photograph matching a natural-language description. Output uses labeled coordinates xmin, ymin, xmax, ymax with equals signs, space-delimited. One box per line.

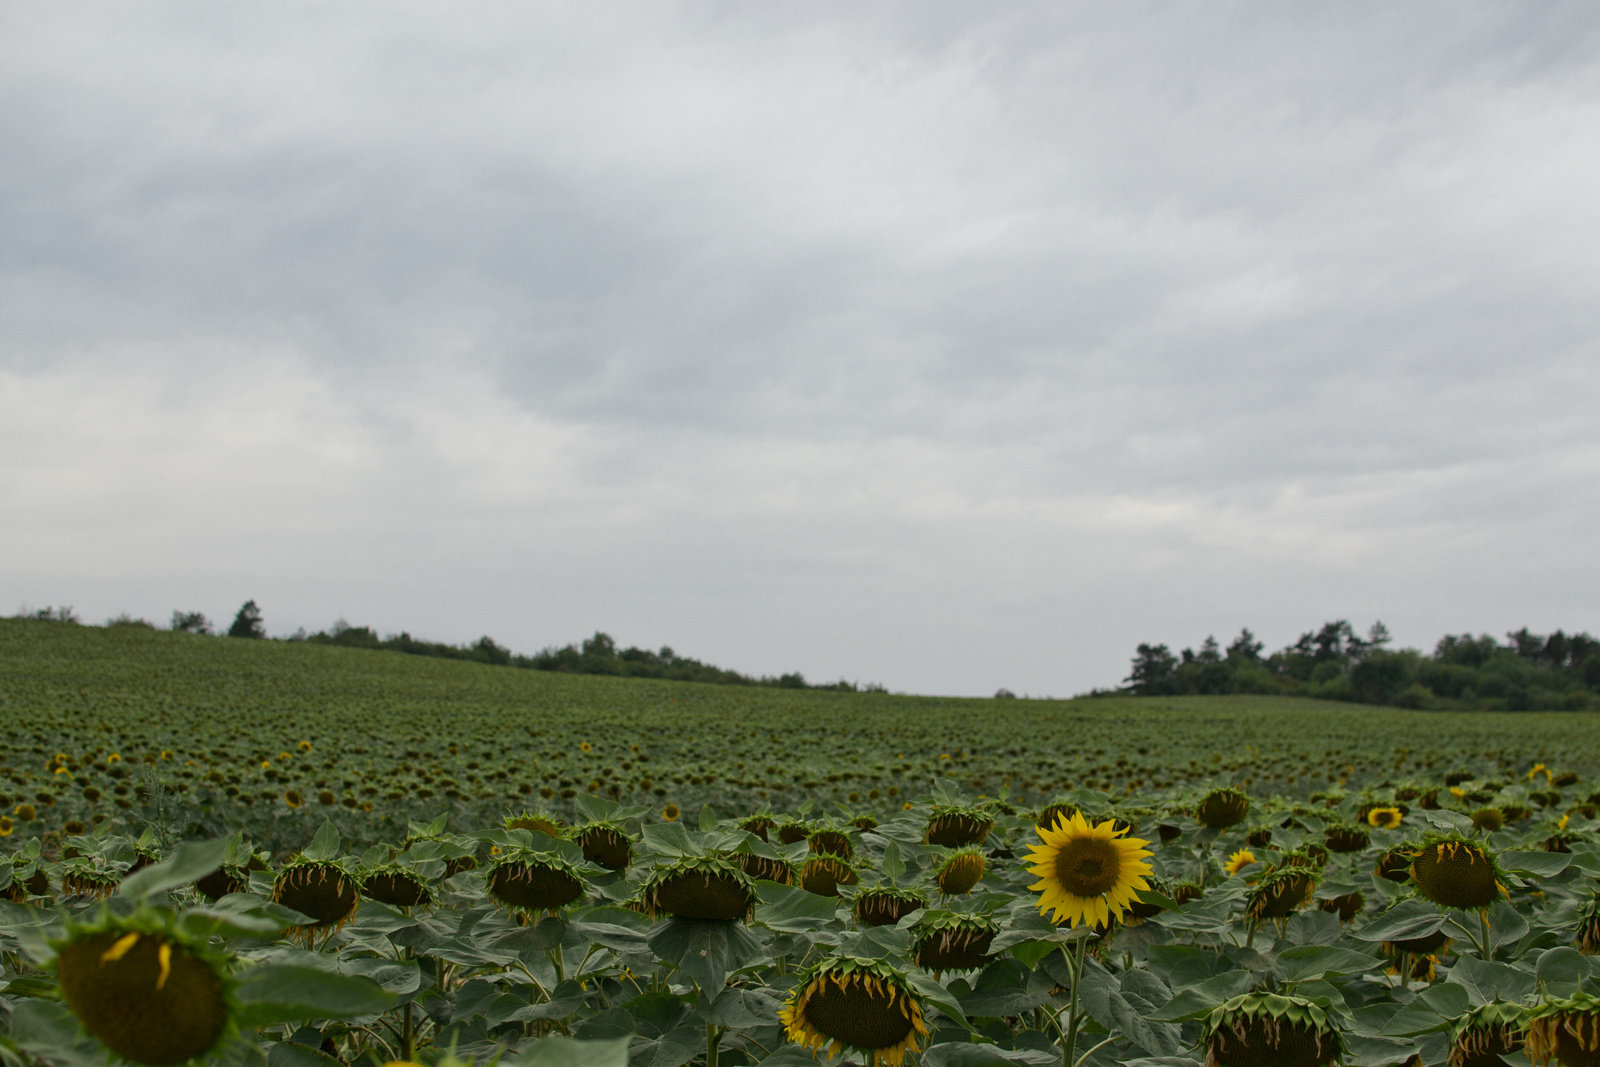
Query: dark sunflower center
xmin=1054 ymin=838 xmax=1121 ymax=897
xmin=804 ymin=978 xmax=915 ymax=1051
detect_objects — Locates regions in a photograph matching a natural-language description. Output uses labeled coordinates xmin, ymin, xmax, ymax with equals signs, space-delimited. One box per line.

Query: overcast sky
xmin=4 ymin=4 xmax=1599 ymax=696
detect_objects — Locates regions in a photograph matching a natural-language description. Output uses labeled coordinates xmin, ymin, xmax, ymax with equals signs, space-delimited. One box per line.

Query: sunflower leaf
xmin=117 ymin=835 xmax=231 ymax=902
xmin=1500 ymin=852 xmax=1571 ymax=879
xmin=1351 ymin=900 xmax=1449 ymax=942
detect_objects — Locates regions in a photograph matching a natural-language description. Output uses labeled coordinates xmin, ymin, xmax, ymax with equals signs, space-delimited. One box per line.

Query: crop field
xmin=3 ymin=618 xmax=1600 ymax=1067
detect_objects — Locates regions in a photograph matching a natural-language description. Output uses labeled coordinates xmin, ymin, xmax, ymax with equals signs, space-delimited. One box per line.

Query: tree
xmin=171 ymin=611 xmax=212 ymax=634
xmin=227 ymin=600 xmax=266 ymax=639
xmin=1226 ymin=628 xmax=1263 ymax=662
xmin=1126 ymin=643 xmax=1179 ymax=695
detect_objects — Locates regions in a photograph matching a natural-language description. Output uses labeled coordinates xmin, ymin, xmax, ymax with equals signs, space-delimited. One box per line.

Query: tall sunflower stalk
xmin=1026 ymin=811 xmax=1154 ymax=1067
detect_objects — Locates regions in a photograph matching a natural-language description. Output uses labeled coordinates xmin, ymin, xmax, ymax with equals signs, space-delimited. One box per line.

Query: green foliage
xmin=1123 ymin=620 xmax=1600 ymax=711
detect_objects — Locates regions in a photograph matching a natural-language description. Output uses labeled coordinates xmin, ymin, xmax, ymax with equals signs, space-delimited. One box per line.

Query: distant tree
xmin=994 ymin=688 xmax=1017 ymax=699
xmin=1365 ymin=621 xmax=1392 ymax=649
xmin=1126 ymin=643 xmax=1179 ymax=695
xmin=171 ymin=610 xmax=212 ymax=634
xmin=1507 ymin=627 xmax=1544 ymax=659
xmin=581 ymin=632 xmax=617 ymax=658
xmin=227 ymin=600 xmax=266 ymax=639
xmin=1226 ymin=628 xmax=1263 ymax=662
xmin=28 ymin=606 xmax=79 ymax=623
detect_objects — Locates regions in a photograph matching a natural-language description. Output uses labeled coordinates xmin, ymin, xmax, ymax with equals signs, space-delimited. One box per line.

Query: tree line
xmin=1118 ymin=620 xmax=1600 ymax=711
xmin=147 ymin=600 xmax=883 ymax=694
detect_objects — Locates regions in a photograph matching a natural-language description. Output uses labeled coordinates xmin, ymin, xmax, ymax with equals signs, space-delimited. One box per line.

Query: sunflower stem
xmin=1060 ymin=932 xmax=1089 ymax=1067
xmin=1074 ymin=1035 xmax=1118 ymax=1067
xmin=706 ymin=1022 xmax=721 ymax=1067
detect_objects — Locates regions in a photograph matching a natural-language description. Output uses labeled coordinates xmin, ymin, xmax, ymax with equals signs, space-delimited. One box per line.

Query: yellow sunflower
xmin=1224 ymin=849 xmax=1258 ymax=877
xmin=781 ymin=959 xmax=928 ymax=1067
xmin=1026 ymin=810 xmax=1152 ymax=928
xmin=1367 ymin=807 xmax=1403 ymax=829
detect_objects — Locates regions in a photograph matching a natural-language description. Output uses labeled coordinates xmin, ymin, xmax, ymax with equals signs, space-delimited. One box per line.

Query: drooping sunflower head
xmin=1448 ymin=1002 xmax=1527 ymax=1067
xmin=924 ymin=805 xmax=995 ymax=848
xmin=504 ymin=810 xmax=565 ymax=839
xmin=780 ymin=957 xmax=928 ymax=1067
xmin=1376 ymin=848 xmax=1415 ymax=882
xmin=1224 ymin=849 xmax=1259 ymax=878
xmin=53 ymin=913 xmax=234 ymax=1067
xmin=850 ymin=814 xmax=880 ymax=832
xmin=644 ymin=856 xmax=757 ymax=922
xmin=1471 ymin=808 xmax=1506 ymax=834
xmin=1203 ymin=992 xmax=1340 ymax=1067
xmin=1197 ymin=788 xmax=1250 ymax=829
xmin=808 ymin=827 xmax=853 ymax=860
xmin=60 ymin=859 xmax=120 ymax=901
xmin=1025 ymin=809 xmax=1152 ymax=928
xmin=734 ymin=851 xmax=794 ymax=886
xmin=853 ymin=886 xmax=927 ymax=928
xmin=272 ymin=858 xmax=361 ymax=944
xmin=1527 ymin=991 xmax=1600 ymax=1067
xmin=777 ymin=820 xmax=813 ymax=845
xmin=1380 ymin=928 xmax=1453 ymax=983
xmin=485 ymin=849 xmax=586 ymax=919
xmin=1245 ymin=867 xmax=1318 ymax=926
xmin=740 ymin=814 xmax=778 ymax=842
xmin=911 ymin=911 xmax=999 ymax=976
xmin=935 ymin=848 xmax=987 ymax=896
xmin=572 ymin=822 xmax=632 ymax=870
xmin=1576 ymin=894 xmax=1600 ymax=956
xmin=1410 ymin=834 xmax=1508 ymax=910
xmin=1246 ymin=828 xmax=1274 ymax=848
xmin=799 ymin=853 xmax=859 ymax=897
xmin=1035 ymin=802 xmax=1078 ymax=832
xmin=1127 ymin=876 xmax=1172 ymax=921
xmin=359 ymin=864 xmax=435 ymax=910
xmin=1319 ymin=891 xmax=1364 ymax=924
xmin=1325 ymin=823 xmax=1371 ymax=853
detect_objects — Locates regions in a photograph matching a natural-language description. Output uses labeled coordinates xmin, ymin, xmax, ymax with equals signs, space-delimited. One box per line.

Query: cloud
xmin=3 ymin=4 xmax=1600 ymax=693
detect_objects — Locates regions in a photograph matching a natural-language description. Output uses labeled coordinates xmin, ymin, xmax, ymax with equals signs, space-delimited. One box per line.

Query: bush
xmin=1393 ymin=684 xmax=1434 ymax=709
xmin=227 ymin=601 xmax=266 ymax=639
xmin=171 ymin=611 xmax=212 ymax=634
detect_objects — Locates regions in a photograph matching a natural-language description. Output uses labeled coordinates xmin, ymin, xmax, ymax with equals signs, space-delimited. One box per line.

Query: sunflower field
xmin=6 ymin=620 xmax=1600 ymax=1067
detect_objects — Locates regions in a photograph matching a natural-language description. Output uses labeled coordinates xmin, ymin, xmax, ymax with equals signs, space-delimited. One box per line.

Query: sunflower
xmin=1410 ymin=835 xmax=1508 ymax=910
xmin=809 ymin=828 xmax=853 ymax=859
xmin=800 ymin=854 xmax=859 ymax=897
xmin=360 ymin=866 xmax=435 ymax=909
xmin=1025 ymin=810 xmax=1152 ymax=928
xmin=1381 ymin=929 xmax=1452 ymax=984
xmin=911 ymin=913 xmax=998 ymax=976
xmin=1448 ymin=1002 xmax=1526 ymax=1067
xmin=1319 ymin=891 xmax=1363 ymax=924
xmin=935 ymin=848 xmax=987 ymax=896
xmin=54 ymin=916 xmax=233 ymax=1067
xmin=1375 ymin=848 xmax=1415 ymax=882
xmin=1197 ymin=788 xmax=1249 ymax=829
xmin=923 ymin=805 xmax=994 ymax=848
xmin=1245 ymin=867 xmax=1317 ymax=925
xmin=780 ymin=957 xmax=928 ymax=1067
xmin=1203 ymin=993 xmax=1340 ymax=1067
xmin=662 ymin=804 xmax=681 ymax=822
xmin=195 ymin=865 xmax=249 ymax=902
xmin=1576 ymin=894 xmax=1600 ymax=956
xmin=574 ymin=823 xmax=632 ymax=869
xmin=1527 ymin=992 xmax=1600 ymax=1067
xmin=1471 ymin=808 xmax=1505 ymax=834
xmin=741 ymin=815 xmax=778 ymax=842
xmin=1324 ymin=823 xmax=1370 ymax=853
xmin=735 ymin=852 xmax=794 ymax=885
xmin=644 ymin=857 xmax=757 ymax=922
xmin=504 ymin=810 xmax=565 ymax=838
xmin=0 ymin=816 xmax=12 ymax=837
xmin=283 ymin=790 xmax=303 ymax=809
xmin=1367 ymin=807 xmax=1403 ymax=830
xmin=1225 ymin=849 xmax=1258 ymax=877
xmin=853 ymin=886 xmax=927 ymax=928
xmin=486 ymin=851 xmax=585 ymax=919
xmin=272 ymin=859 xmax=361 ymax=944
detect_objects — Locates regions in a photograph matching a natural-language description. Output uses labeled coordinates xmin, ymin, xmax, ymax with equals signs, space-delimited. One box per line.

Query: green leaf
xmin=511 ymin=1036 xmax=633 ymax=1067
xmin=755 ymin=1048 xmax=823 ymax=1067
xmin=755 ymin=882 xmax=842 ymax=933
xmin=920 ymin=1045 xmax=1057 ymax=1067
xmin=1487 ymin=901 xmax=1531 ymax=955
xmin=117 ymin=836 xmax=231 ymax=901
xmin=1342 ymin=1035 xmax=1420 ymax=1067
xmin=1078 ymin=957 xmax=1184 ymax=1057
xmin=909 ymin=968 xmax=973 ymax=1030
xmin=959 ymin=959 xmax=1050 ymax=1018
xmin=1352 ymin=900 xmax=1449 ymax=943
xmin=1448 ymin=956 xmax=1536 ymax=1007
xmin=647 ymin=918 xmax=765 ymax=994
xmin=302 ymin=819 xmax=342 ymax=862
xmin=699 ymin=804 xmax=719 ymax=832
xmin=1276 ymin=946 xmax=1384 ymax=983
xmin=1501 ymin=852 xmax=1572 ymax=879
xmin=1536 ymin=948 xmax=1590 ymax=996
xmin=880 ymin=839 xmax=906 ymax=882
xmin=233 ymin=964 xmax=396 ymax=1027
xmin=1419 ymin=810 xmax=1473 ymax=834
xmin=267 ymin=1041 xmax=344 ymax=1067
xmin=1148 ymin=970 xmax=1255 ymax=1022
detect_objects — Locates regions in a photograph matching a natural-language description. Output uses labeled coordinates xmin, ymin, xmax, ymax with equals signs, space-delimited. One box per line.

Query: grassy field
xmin=2 ymin=617 xmax=1595 ymax=847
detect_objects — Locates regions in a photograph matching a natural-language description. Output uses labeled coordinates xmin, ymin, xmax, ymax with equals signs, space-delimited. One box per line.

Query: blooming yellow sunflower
xmin=1367 ymin=807 xmax=1402 ymax=830
xmin=1224 ymin=849 xmax=1258 ymax=877
xmin=1026 ymin=810 xmax=1152 ymax=928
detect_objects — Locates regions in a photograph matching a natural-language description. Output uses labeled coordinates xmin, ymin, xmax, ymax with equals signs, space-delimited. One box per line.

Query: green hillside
xmin=1 ymin=617 xmax=1594 ymax=848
